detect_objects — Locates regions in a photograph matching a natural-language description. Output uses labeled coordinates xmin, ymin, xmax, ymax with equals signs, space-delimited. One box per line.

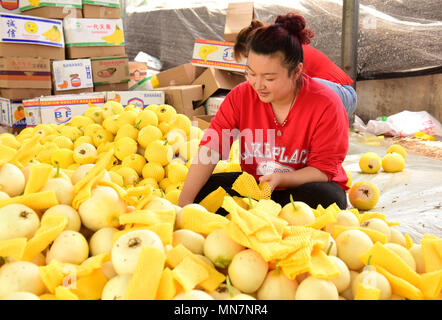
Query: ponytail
xmin=234 ymin=19 xmax=266 ymax=62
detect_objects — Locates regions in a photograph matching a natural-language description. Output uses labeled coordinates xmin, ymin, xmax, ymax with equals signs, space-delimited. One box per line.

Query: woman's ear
xmin=292 ymin=63 xmax=303 ymax=80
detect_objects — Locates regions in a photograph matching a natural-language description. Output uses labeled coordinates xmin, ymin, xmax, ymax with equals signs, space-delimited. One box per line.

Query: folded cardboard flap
xmin=192 ymin=115 xmax=215 ymax=131
xmin=82 ymin=4 xmax=121 ymax=18
xmin=154 ymin=85 xmax=205 ymax=118
xmin=192 ymin=67 xmax=246 ymax=106
xmin=224 ymin=2 xmax=254 ymax=42
xmin=156 ymin=63 xmax=205 ymax=88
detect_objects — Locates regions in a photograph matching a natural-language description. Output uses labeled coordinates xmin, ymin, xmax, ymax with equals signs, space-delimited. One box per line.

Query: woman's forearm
xmin=278 ymin=166 xmax=328 ymax=189
xmin=178 ymin=146 xmax=219 ymax=207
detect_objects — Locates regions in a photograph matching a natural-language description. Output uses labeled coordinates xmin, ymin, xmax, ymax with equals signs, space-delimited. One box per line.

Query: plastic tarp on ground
xmin=345 ymin=132 xmax=442 ymax=243
xmin=124 ymin=0 xmax=442 ymax=80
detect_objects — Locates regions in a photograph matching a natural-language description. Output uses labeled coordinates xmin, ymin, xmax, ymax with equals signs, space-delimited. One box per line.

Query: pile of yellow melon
xmin=0 ymin=102 xmax=440 ymax=300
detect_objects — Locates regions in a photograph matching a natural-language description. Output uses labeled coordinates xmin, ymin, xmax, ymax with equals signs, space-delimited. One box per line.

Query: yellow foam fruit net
xmin=232 ymin=172 xmax=271 ymax=200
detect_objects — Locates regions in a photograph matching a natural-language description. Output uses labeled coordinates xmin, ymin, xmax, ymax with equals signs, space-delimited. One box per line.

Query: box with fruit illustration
xmin=20 ymin=0 xmax=82 ymax=19
xmin=82 ymin=0 xmax=120 ymax=18
xmin=64 ymin=17 xmax=125 ymax=58
xmin=90 ymin=55 xmax=129 ymax=85
xmin=23 ymin=97 xmax=41 ymax=127
xmin=0 ymin=97 xmax=27 ymax=127
xmin=52 ymin=59 xmax=93 ymax=94
xmin=106 ymin=90 xmax=165 ymax=109
xmin=191 ymin=39 xmax=247 ymax=73
xmin=39 ymin=92 xmax=104 ymax=124
xmin=0 ymin=57 xmax=51 ymax=89
xmin=0 ymin=0 xmax=21 ymax=14
xmin=0 ymin=12 xmax=65 ymax=60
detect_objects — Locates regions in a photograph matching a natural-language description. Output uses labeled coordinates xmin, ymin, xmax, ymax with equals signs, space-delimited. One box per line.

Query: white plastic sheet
xmin=344 ymin=132 xmax=442 ymax=243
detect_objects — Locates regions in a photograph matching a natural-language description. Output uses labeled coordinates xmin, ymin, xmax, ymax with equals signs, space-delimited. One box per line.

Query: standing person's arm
xmin=178 ymin=146 xmax=220 ymax=207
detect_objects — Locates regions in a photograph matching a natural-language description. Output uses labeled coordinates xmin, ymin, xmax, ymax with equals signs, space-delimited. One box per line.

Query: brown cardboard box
xmin=156 ymin=63 xmax=205 ymax=88
xmin=21 ymin=7 xmax=83 ymax=19
xmin=94 ymin=82 xmax=129 ymax=92
xmin=54 ymin=87 xmax=94 ymax=95
xmin=67 ymin=46 xmax=126 ymax=59
xmin=224 ymin=2 xmax=254 ymax=42
xmin=192 ymin=67 xmax=246 ymax=106
xmin=82 ymin=4 xmax=120 ymax=18
xmin=153 ymin=85 xmax=205 ymax=118
xmin=91 ymin=56 xmax=129 ymax=85
xmin=0 ymin=57 xmax=51 ymax=89
xmin=0 ymin=88 xmax=51 ymax=101
xmin=192 ymin=115 xmax=214 ymax=130
xmin=0 ymin=43 xmax=65 ymax=60
xmin=129 ymin=61 xmax=148 ymax=87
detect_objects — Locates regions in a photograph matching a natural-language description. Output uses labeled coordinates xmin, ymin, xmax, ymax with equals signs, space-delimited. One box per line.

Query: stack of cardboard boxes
xmin=0 ymin=0 xmax=165 ymax=130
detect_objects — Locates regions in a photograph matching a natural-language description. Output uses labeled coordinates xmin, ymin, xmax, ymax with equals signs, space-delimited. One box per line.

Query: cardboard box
xmin=20 ymin=0 xmax=82 ymax=19
xmin=64 ymin=18 xmax=125 ymax=59
xmin=10 ymin=100 xmax=26 ymax=127
xmin=0 ymin=88 xmax=51 ymax=100
xmin=106 ymin=91 xmax=165 ymax=109
xmin=91 ymin=56 xmax=129 ymax=87
xmin=23 ymin=97 xmax=41 ymax=127
xmin=156 ymin=63 xmax=205 ymax=88
xmin=39 ymin=92 xmax=105 ymax=124
xmin=82 ymin=1 xmax=120 ymax=18
xmin=192 ymin=39 xmax=247 ymax=73
xmin=192 ymin=67 xmax=245 ymax=106
xmin=0 ymin=97 xmax=10 ymax=126
xmin=0 ymin=13 xmax=65 ymax=60
xmin=94 ymin=82 xmax=128 ymax=92
xmin=204 ymin=94 xmax=227 ymax=116
xmin=52 ymin=59 xmax=93 ymax=93
xmin=192 ymin=115 xmax=214 ymax=131
xmin=224 ymin=2 xmax=254 ymax=42
xmin=153 ymin=85 xmax=205 ymax=118
xmin=1 ymin=1 xmax=20 ymax=14
xmin=129 ymin=61 xmax=147 ymax=87
xmin=0 ymin=57 xmax=51 ymax=89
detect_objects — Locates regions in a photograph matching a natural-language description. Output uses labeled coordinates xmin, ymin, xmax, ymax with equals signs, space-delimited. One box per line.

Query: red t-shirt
xmin=200 ymin=75 xmax=349 ymax=191
xmin=302 ymin=44 xmax=354 ymax=85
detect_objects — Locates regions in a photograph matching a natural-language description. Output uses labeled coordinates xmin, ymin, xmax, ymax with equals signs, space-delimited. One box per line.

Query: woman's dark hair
xmin=234 ymin=13 xmax=314 ymax=74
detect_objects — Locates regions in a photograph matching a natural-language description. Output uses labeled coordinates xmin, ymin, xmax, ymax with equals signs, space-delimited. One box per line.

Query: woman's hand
xmin=259 ymin=172 xmax=282 ymax=192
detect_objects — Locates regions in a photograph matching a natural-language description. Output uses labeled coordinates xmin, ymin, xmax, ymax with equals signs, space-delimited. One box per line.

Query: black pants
xmin=194 ymin=172 xmax=347 ymax=216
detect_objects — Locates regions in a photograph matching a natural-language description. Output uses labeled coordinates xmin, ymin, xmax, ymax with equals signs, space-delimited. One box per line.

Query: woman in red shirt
xmin=235 ymin=19 xmax=357 ymax=117
xmin=178 ymin=13 xmax=349 ymax=213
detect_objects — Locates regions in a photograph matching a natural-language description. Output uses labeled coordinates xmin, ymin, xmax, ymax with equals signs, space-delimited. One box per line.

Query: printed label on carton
xmin=192 ymin=39 xmax=246 ymax=72
xmin=23 ymin=98 xmax=41 ymax=127
xmin=11 ymin=100 xmax=26 ymax=127
xmin=39 ymin=93 xmax=105 ymax=124
xmin=64 ymin=18 xmax=124 ymax=47
xmin=82 ymin=0 xmax=119 ymax=8
xmin=1 ymin=0 xmax=20 ymax=13
xmin=0 ymin=97 xmax=10 ymax=126
xmin=106 ymin=90 xmax=164 ymax=109
xmin=0 ymin=13 xmax=64 ymax=47
xmin=53 ymin=59 xmax=93 ymax=91
xmin=20 ymin=0 xmax=82 ymax=12
xmin=205 ymin=96 xmax=225 ymax=116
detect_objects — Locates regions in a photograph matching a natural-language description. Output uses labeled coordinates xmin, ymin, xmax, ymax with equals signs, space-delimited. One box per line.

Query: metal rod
xmin=341 ymin=0 xmax=359 ymax=87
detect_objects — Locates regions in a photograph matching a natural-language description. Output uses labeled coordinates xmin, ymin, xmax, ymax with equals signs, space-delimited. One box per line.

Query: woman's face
xmin=246 ymin=50 xmax=299 ymax=105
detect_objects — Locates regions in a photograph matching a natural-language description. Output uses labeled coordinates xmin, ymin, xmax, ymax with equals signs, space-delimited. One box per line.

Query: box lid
xmin=224 ymin=2 xmax=254 ymax=42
